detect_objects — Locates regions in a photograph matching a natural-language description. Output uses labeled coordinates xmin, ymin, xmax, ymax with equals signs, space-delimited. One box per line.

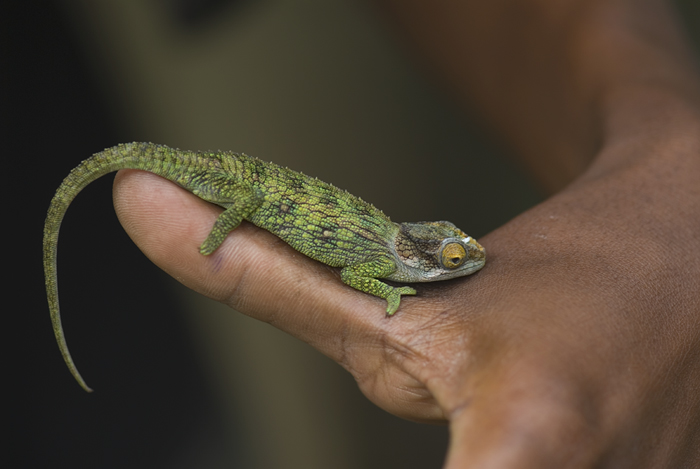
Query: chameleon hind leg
xmin=340 ymin=258 xmax=416 ymax=316
xmin=198 ymin=183 xmax=263 ymax=255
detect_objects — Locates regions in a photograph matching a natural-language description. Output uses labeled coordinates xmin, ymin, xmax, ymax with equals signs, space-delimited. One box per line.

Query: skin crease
xmin=112 ymin=0 xmax=700 ymax=467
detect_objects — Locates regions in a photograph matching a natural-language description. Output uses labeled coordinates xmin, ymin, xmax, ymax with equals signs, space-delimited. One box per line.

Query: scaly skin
xmin=44 ymin=142 xmax=486 ymax=391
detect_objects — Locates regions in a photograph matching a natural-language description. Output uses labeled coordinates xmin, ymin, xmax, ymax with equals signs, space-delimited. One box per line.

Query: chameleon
xmin=44 ymin=142 xmax=486 ymax=392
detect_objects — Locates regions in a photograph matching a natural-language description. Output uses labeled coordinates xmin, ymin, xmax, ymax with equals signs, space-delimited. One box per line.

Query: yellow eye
xmin=440 ymin=242 xmax=467 ymax=269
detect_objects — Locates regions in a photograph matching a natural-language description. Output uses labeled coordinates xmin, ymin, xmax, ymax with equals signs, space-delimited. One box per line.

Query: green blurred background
xmin=6 ymin=1 xmax=699 ymax=467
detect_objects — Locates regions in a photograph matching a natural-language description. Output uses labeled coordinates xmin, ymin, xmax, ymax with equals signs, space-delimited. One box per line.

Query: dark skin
xmin=113 ymin=0 xmax=700 ymax=466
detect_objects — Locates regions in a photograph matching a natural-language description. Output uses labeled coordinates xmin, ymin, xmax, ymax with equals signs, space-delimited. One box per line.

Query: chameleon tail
xmin=43 ymin=142 xmax=207 ymax=391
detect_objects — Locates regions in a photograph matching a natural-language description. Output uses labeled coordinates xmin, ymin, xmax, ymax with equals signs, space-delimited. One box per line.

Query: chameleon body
xmin=44 ymin=142 xmax=486 ymax=391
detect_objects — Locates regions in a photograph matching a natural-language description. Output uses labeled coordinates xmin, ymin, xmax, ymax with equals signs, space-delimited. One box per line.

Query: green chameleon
xmin=44 ymin=142 xmax=486 ymax=391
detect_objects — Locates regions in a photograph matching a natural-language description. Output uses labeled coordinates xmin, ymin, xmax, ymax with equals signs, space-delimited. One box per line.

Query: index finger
xmin=112 ymin=169 xmax=479 ymax=422
xmin=112 ymin=170 xmax=427 ymax=361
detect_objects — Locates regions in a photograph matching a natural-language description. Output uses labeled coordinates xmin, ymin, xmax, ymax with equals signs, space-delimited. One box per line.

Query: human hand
xmin=113 ymin=121 xmax=700 ymax=467
xmin=111 ymin=1 xmax=700 ymax=466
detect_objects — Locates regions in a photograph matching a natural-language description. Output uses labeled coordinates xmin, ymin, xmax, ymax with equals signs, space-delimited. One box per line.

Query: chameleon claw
xmin=199 ymin=239 xmax=217 ymax=256
xmin=385 ymin=286 xmax=417 ymax=316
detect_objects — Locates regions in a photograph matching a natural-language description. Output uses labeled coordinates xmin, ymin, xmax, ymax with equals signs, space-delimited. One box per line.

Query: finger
xmin=112 ymin=169 xmax=468 ymax=420
xmin=443 ymin=362 xmax=603 ymax=469
xmin=113 ymin=170 xmax=366 ymax=337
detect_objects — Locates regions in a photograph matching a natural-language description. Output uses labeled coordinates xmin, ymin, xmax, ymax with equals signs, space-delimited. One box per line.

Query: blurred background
xmin=5 ymin=1 xmax=699 ymax=468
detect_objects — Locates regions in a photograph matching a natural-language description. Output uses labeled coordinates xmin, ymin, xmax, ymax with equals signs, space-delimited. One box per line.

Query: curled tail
xmin=43 ymin=142 xmax=207 ymax=392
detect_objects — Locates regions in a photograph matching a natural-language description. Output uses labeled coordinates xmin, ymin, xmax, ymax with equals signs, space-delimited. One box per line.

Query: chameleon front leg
xmin=198 ymin=184 xmax=263 ymax=255
xmin=340 ymin=258 xmax=417 ymax=316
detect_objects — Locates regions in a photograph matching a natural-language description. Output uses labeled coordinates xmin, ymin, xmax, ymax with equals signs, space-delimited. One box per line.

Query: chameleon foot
xmin=386 ymin=286 xmax=417 ymax=316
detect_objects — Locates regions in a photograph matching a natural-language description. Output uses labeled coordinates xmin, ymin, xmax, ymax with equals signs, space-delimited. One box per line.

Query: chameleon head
xmin=388 ymin=221 xmax=486 ymax=283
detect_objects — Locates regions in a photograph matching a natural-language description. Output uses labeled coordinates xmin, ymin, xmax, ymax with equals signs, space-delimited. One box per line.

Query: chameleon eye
xmin=440 ymin=242 xmax=467 ymax=269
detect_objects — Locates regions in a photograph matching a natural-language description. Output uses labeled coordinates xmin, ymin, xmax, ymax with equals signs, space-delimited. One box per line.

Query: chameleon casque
xmin=44 ymin=142 xmax=486 ymax=391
